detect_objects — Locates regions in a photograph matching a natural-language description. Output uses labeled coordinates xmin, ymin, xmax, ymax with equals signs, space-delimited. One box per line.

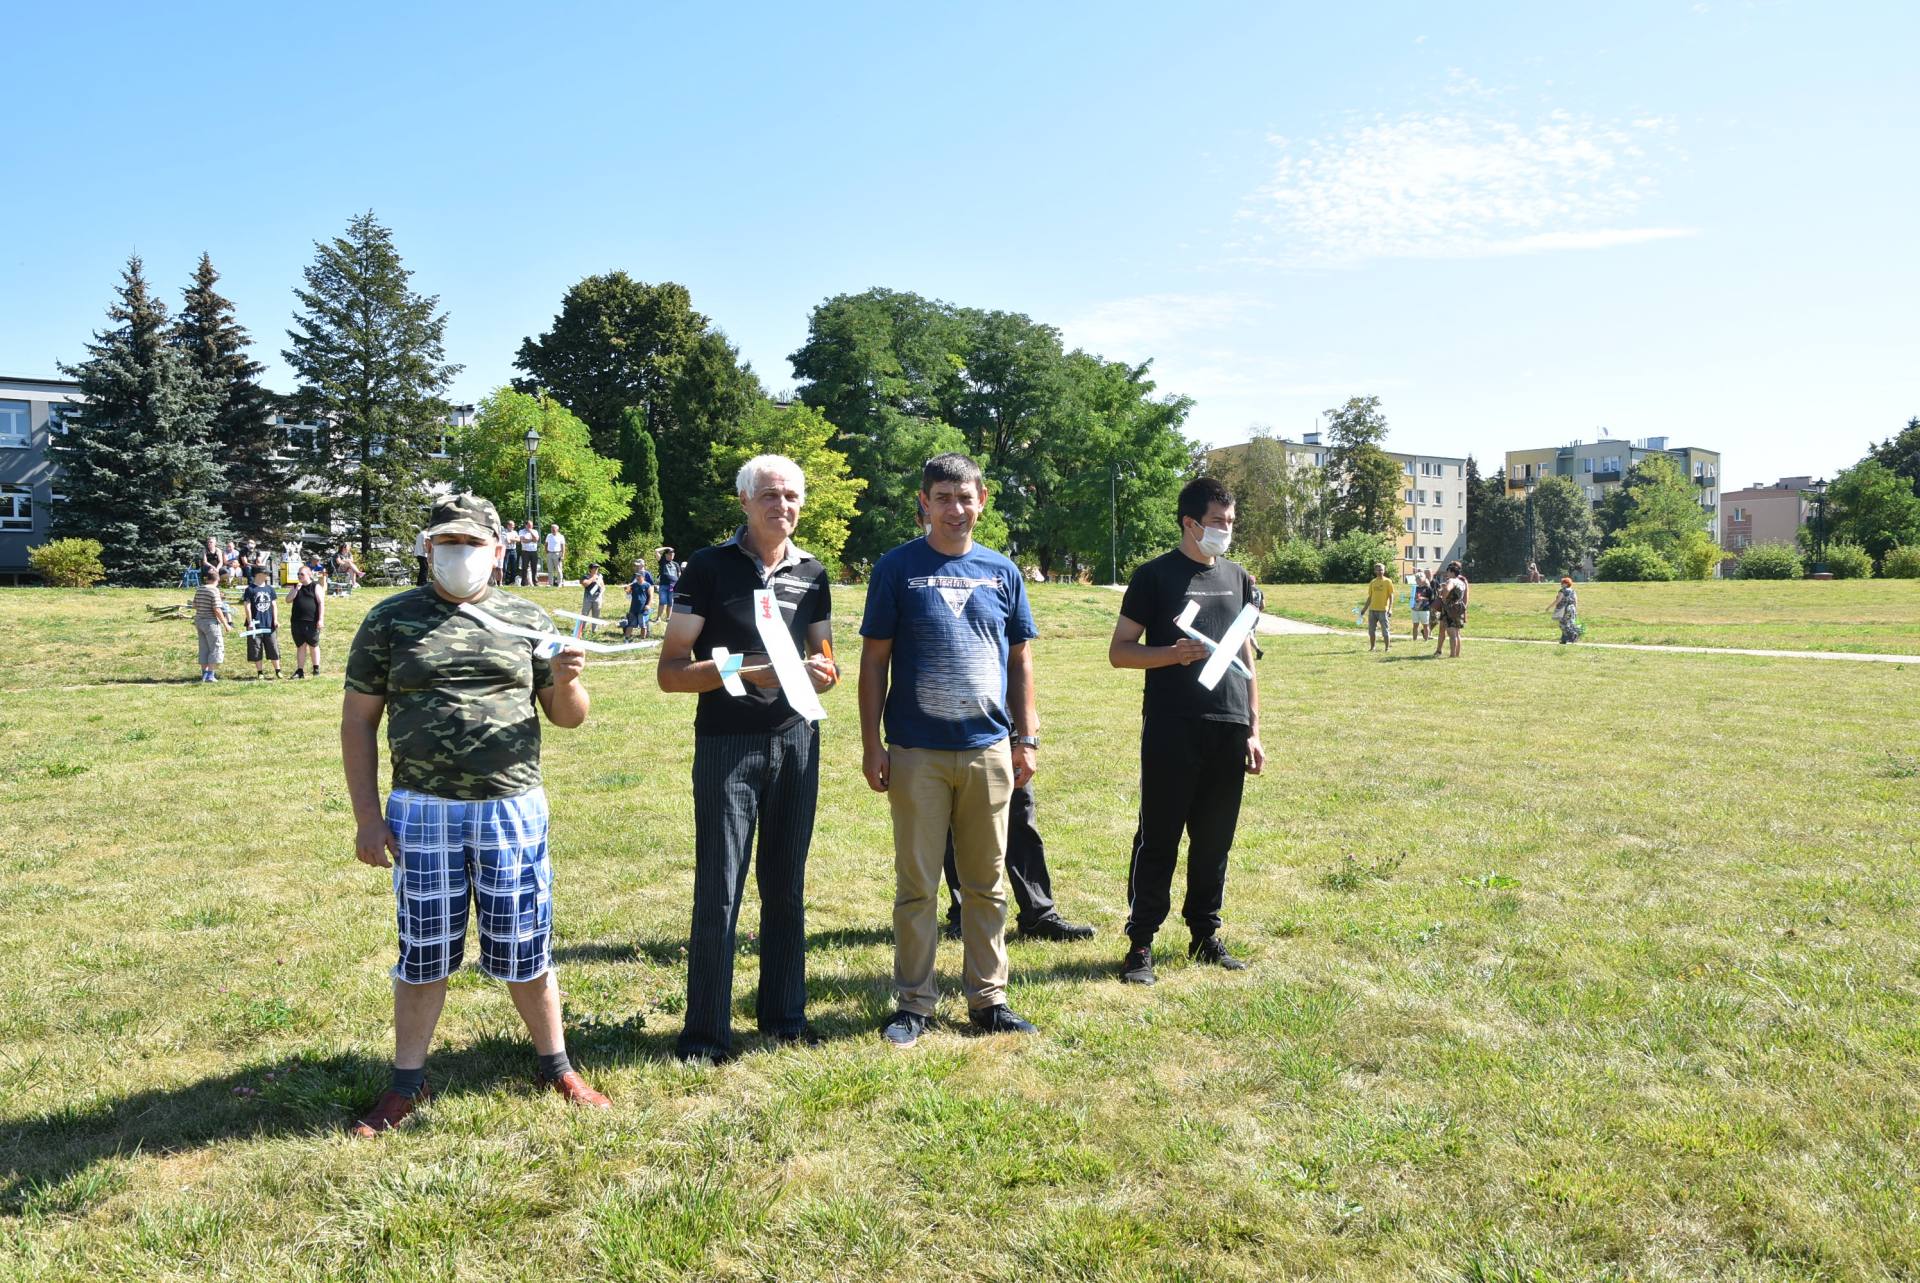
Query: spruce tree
xmin=613 ymin=405 xmax=663 ymax=548
xmin=51 ymin=255 xmax=226 ymax=585
xmin=175 ymin=253 xmax=287 ymax=537
xmin=283 ymin=211 xmax=459 ymax=557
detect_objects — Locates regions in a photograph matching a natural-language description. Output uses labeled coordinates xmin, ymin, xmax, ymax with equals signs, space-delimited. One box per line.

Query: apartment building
xmin=1505 ymin=435 xmax=1723 ymax=544
xmin=1209 ymin=432 xmax=1469 ymax=576
xmin=0 ymin=373 xmax=472 ymax=583
xmin=1722 ymin=476 xmax=1813 ymax=554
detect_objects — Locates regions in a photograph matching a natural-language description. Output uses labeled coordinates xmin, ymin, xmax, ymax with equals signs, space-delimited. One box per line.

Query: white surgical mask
xmin=431 ymin=543 xmax=494 ymax=599
xmin=1197 ymin=525 xmax=1232 ymax=557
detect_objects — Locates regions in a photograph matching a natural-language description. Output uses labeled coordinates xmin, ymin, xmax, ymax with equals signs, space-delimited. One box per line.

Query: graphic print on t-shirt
xmin=906 ymin=574 xmax=1004 ymax=724
xmin=910 ymin=574 xmax=998 ymax=618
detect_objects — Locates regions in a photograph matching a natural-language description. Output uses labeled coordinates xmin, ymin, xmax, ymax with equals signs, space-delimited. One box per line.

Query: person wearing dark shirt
xmin=622 ymin=564 xmax=654 ymax=641
xmin=860 ymin=453 xmax=1041 ymax=1048
xmin=240 ymin=566 xmax=282 ymax=679
xmin=1107 ymin=475 xmax=1264 ymax=986
xmin=288 ymin=564 xmax=325 ymax=678
xmin=657 ymin=456 xmax=838 ymax=1063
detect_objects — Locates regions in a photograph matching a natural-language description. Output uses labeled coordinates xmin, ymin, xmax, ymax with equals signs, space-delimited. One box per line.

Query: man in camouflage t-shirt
xmin=340 ymin=492 xmax=610 ymax=1137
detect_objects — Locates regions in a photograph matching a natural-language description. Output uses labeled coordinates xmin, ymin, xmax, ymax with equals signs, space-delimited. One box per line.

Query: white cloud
xmin=1234 ymin=97 xmax=1693 ymax=266
xmin=1058 ymin=292 xmax=1268 ymax=357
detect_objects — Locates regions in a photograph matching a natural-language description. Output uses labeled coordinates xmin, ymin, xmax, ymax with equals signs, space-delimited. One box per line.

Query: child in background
xmin=193 ymin=572 xmax=233 ymax=682
xmin=622 ymin=562 xmax=654 ymax=641
xmin=240 ymin=565 xmax=283 ymax=678
xmin=580 ymin=563 xmax=605 ymax=621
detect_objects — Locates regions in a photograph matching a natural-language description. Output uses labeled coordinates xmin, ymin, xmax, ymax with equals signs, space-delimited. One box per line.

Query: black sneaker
xmin=943 ymin=913 xmax=963 ymax=941
xmin=769 ymin=1025 xmax=822 ymax=1048
xmin=881 ymin=1010 xmax=928 ymax=1048
xmin=1189 ymin=936 xmax=1249 ymax=971
xmin=1021 ymin=914 xmax=1095 ymax=942
xmin=1121 ymin=945 xmax=1156 ymax=985
xmin=968 ymin=1004 xmax=1037 ymax=1035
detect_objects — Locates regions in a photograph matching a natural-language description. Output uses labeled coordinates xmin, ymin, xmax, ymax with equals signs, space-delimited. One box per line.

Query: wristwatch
xmin=1012 ymin=735 xmax=1040 ymax=749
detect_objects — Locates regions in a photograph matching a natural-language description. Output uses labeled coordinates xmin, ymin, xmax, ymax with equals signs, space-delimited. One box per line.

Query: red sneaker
xmin=537 ymin=1069 xmax=611 ymax=1109
xmin=348 ymin=1083 xmax=431 ymax=1137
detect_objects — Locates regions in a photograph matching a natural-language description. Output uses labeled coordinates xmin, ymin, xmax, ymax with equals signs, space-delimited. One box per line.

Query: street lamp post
xmin=1806 ymin=478 xmax=1829 ymax=576
xmin=525 ymin=426 xmax=542 ymax=534
xmin=1109 ymin=460 xmax=1119 ymax=586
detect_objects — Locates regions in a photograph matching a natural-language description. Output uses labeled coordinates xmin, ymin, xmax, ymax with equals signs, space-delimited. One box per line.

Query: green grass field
xmin=3 ymin=583 xmax=1919 ymax=1280
xmin=1258 ymin=579 xmax=1920 ymax=654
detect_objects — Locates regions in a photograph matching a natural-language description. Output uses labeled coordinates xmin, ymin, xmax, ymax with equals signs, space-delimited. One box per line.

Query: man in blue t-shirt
xmin=859 ymin=452 xmax=1041 ymax=1047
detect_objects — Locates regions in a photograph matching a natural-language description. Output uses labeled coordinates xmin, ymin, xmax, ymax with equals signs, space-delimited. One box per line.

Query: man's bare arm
xmin=341 ymin=691 xmax=396 ymax=867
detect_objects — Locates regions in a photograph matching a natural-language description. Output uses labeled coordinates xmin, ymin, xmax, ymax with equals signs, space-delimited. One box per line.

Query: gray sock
xmin=389 ymin=1064 xmax=427 ymax=1099
xmin=537 ymin=1051 xmax=573 ymax=1081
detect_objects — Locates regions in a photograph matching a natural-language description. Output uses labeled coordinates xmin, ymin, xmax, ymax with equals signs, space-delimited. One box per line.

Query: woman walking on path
xmin=1550 ymin=576 xmax=1580 ymax=644
xmin=1434 ymin=561 xmax=1468 ymax=659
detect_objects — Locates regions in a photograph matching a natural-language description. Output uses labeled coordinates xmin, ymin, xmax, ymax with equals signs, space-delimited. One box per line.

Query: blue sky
xmin=8 ymin=1 xmax=1915 ymax=489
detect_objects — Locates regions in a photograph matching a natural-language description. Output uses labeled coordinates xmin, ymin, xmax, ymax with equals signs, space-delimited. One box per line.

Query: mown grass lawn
xmin=1258 ymin=578 xmax=1920 ymax=654
xmin=2 ymin=583 xmax=1918 ymax=1281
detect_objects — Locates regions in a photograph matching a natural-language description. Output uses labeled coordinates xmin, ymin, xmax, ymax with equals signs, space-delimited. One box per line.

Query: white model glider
xmin=458 ymin=602 xmax=657 ymax=657
xmin=552 ymin=608 xmax=622 ymax=630
xmin=1174 ymin=599 xmax=1260 ymax=691
xmin=751 ymin=588 xmax=826 ymax=722
xmin=708 ymin=647 xmax=749 ymax=697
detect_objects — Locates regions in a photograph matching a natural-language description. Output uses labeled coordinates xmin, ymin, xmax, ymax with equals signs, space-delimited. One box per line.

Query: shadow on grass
xmin=554 ymin=923 xmax=896 ymax=969
xmin=0 ymin=1025 xmax=672 ymax=1214
xmin=91 ymin=675 xmax=212 ymax=686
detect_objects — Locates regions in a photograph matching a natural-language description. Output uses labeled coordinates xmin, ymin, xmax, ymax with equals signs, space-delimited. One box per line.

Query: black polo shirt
xmin=1119 ymin=548 xmax=1257 ymax=727
xmin=676 ymin=530 xmax=832 ymax=736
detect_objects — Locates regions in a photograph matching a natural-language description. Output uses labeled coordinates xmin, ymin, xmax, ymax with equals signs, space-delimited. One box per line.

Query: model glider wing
xmin=457 ymin=602 xmax=656 ymax=656
xmin=751 ymin=588 xmax=826 ymax=723
xmin=709 ymin=646 xmax=749 ymax=697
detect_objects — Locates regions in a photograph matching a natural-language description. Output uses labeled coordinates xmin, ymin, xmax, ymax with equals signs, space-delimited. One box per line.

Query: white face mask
xmin=1196 ymin=525 xmax=1232 ymax=557
xmin=431 ymin=543 xmax=494 ymax=599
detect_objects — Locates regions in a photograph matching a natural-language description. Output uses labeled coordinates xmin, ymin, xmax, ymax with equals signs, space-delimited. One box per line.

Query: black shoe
xmin=769 ymin=1025 xmax=821 ymax=1048
xmin=1189 ymin=936 xmax=1249 ymax=970
xmin=968 ymin=1004 xmax=1036 ymax=1035
xmin=882 ymin=1010 xmax=929 ymax=1048
xmin=943 ymin=913 xmax=963 ymax=941
xmin=1121 ymin=945 xmax=1156 ymax=985
xmin=1021 ymin=914 xmax=1095 ymax=942
xmin=674 ymin=1044 xmax=738 ymax=1067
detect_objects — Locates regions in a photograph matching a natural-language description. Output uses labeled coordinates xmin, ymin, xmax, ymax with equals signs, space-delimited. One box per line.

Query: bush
xmin=607 ymin=528 xmax=665 ymax=583
xmin=28 ymin=538 xmax=106 ymax=587
xmin=1320 ymin=529 xmax=1399 ymax=584
xmin=1594 ymin=543 xmax=1675 ymax=582
xmin=1671 ymin=534 xmax=1730 ymax=581
xmin=1880 ymin=545 xmax=1920 ymax=578
xmin=1734 ymin=542 xmax=1804 ymax=579
xmin=1823 ymin=541 xmax=1874 ymax=579
xmin=1264 ymin=539 xmax=1323 ymax=584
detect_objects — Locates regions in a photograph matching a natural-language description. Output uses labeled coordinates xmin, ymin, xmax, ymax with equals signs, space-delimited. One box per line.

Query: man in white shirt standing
xmin=518 ymin=523 xmax=539 ymax=586
xmin=545 ymin=524 xmax=567 ymax=587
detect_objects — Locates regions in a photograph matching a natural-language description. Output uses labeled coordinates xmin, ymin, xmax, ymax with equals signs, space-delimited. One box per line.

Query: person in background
xmin=414 ymin=528 xmax=430 ymax=587
xmin=223 ymin=541 xmax=242 ymax=587
xmin=241 ymin=565 xmax=283 ymax=679
xmin=193 ymin=569 xmax=233 ymax=682
xmin=1551 ymin=575 xmax=1580 ymax=644
xmin=491 ymin=536 xmax=507 ymax=587
xmin=622 ymin=562 xmax=654 ymax=641
xmin=331 ymin=542 xmax=361 ymax=594
xmin=545 ymin=523 xmax=567 ymax=586
xmin=518 ymin=522 xmax=539 ymax=586
xmin=579 ymin=563 xmax=605 ymax=622
xmin=941 ymin=783 xmax=1096 ymax=942
xmin=658 ymin=547 xmax=680 ymax=621
xmin=1410 ymin=569 xmax=1433 ymax=642
xmin=288 ymin=564 xmax=325 ymax=678
xmin=1365 ymin=562 xmax=1395 ymax=653
xmin=1434 ymin=560 xmax=1468 ymax=659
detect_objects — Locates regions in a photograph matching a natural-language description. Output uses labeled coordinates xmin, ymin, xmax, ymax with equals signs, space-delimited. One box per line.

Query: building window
xmin=1457 ymin=491 xmax=1463 ymax=507
xmin=0 ymin=484 xmax=32 ymax=529
xmin=0 ymin=400 xmax=28 ymax=448
xmin=1416 ymin=490 xmax=1426 ymax=505
xmin=1455 ymin=464 xmax=1462 ymax=478
xmin=1404 ymin=488 xmax=1414 ymax=502
xmin=1458 ymin=520 xmax=1465 ymax=534
xmin=47 ymin=404 xmax=79 ymax=435
xmin=1404 ymin=460 xmax=1415 ymax=475
xmin=1404 ymin=517 xmax=1414 ymax=532
xmin=1433 ymin=489 xmax=1444 ymax=506
xmin=1582 ymin=458 xmax=1593 ymax=473
xmin=1404 ymin=544 xmax=1415 ymax=560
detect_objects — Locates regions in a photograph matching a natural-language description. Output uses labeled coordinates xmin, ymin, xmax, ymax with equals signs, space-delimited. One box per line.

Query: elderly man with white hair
xmin=657 ymin=454 xmax=840 ymax=1063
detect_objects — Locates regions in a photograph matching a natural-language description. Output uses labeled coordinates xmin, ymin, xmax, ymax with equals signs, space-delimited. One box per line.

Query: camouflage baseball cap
xmin=423 ymin=492 xmax=502 ymax=539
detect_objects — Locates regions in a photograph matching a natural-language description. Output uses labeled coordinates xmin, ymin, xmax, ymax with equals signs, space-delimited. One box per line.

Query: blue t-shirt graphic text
xmin=859 ymin=538 xmax=1037 ymax=751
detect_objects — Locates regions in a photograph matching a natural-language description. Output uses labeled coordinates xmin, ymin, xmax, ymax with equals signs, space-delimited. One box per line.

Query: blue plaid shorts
xmin=387 ymin=787 xmax=553 ymax=984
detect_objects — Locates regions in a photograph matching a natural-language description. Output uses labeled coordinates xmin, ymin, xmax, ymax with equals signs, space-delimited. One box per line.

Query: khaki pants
xmin=889 ymin=742 xmax=1013 ymax=1016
